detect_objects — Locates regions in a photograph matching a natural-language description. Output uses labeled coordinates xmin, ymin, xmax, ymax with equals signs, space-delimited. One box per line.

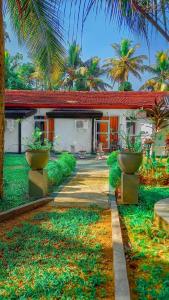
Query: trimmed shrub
xmin=59 ymin=152 xmax=76 ymax=170
xmin=107 ymin=151 xmax=119 ymax=167
xmin=46 ymin=152 xmax=76 ymax=186
xmin=107 ymin=151 xmax=121 ymax=188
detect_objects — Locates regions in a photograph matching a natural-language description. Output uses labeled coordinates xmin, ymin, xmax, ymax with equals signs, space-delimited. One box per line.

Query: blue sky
xmin=5 ymin=8 xmax=169 ymax=90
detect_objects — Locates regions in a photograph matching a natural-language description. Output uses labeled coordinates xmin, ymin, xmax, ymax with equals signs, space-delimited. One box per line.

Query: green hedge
xmin=0 ymin=153 xmax=76 ymax=212
xmin=46 ymin=152 xmax=76 ymax=186
xmin=107 ymin=151 xmax=121 ymax=189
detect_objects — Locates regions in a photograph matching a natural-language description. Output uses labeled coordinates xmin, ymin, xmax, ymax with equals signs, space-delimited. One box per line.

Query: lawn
xmin=108 ymin=151 xmax=169 ymax=299
xmin=119 ymin=186 xmax=169 ymax=300
xmin=1 ymin=153 xmax=76 ymax=212
xmin=2 ymin=154 xmax=30 ymax=212
xmin=0 ymin=206 xmax=113 ymax=299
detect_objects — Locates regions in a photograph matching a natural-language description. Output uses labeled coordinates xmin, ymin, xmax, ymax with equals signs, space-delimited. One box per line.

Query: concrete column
xmin=121 ymin=173 xmax=139 ymax=204
xmin=29 ymin=170 xmax=48 ymax=199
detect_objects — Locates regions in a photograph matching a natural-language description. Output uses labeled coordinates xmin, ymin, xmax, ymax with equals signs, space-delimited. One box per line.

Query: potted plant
xmin=118 ymin=132 xmax=143 ymax=174
xmin=25 ymin=128 xmax=52 ymax=170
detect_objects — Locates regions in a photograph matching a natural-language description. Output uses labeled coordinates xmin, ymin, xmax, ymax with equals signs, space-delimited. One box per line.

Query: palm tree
xmin=104 ymin=39 xmax=147 ymax=86
xmin=65 ymin=1 xmax=169 ymax=42
xmin=144 ymin=98 xmax=169 ymax=154
xmin=82 ymin=57 xmax=111 ymax=91
xmin=61 ymin=42 xmax=82 ymax=90
xmin=140 ymin=51 xmax=169 ymax=91
xmin=62 ymin=44 xmax=111 ymax=91
xmin=0 ymin=0 xmax=65 ymax=197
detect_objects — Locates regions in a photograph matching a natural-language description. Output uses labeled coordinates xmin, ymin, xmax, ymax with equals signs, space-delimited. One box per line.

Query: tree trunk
xmin=0 ymin=0 xmax=5 ymax=199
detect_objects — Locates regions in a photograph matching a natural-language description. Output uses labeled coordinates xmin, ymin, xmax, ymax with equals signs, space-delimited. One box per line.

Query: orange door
xmin=48 ymin=118 xmax=55 ymax=142
xmin=110 ymin=116 xmax=119 ymax=143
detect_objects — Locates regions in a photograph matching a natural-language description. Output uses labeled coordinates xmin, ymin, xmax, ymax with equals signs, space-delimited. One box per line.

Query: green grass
xmin=119 ymin=186 xmax=169 ymax=299
xmin=1 ymin=154 xmax=30 ymax=212
xmin=0 ymin=153 xmax=76 ymax=212
xmin=0 ymin=207 xmax=108 ymax=299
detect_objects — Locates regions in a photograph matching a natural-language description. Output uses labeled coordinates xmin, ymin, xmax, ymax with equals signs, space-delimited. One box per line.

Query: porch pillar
xmin=18 ymin=121 xmax=22 ymax=154
xmin=91 ymin=117 xmax=95 ymax=153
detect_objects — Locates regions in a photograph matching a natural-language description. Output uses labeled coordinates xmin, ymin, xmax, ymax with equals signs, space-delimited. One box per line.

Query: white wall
xmin=53 ymin=118 xmax=92 ymax=153
xmin=21 ymin=116 xmax=35 ymax=152
xmin=5 ymin=119 xmax=19 ymax=152
xmin=4 ymin=116 xmax=35 ymax=153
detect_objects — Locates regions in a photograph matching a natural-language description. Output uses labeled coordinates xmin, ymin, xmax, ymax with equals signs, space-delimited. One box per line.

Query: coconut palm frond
xmin=62 ymin=0 xmax=169 ymax=42
xmin=141 ymin=50 xmax=169 ymax=91
xmin=7 ymin=0 xmax=65 ymax=78
xmin=103 ymin=39 xmax=147 ymax=83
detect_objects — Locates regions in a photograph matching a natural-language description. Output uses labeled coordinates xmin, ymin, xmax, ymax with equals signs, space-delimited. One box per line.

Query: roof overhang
xmin=46 ymin=109 xmax=103 ymax=119
xmin=5 ymin=108 xmax=37 ymax=119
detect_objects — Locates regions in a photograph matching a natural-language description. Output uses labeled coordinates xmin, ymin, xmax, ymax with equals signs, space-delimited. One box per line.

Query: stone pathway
xmin=50 ymin=158 xmax=110 ymax=208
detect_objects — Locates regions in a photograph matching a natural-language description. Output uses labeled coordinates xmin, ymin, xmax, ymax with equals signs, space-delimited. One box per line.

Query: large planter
xmin=25 ymin=149 xmax=49 ymax=170
xmin=118 ymin=152 xmax=143 ymax=174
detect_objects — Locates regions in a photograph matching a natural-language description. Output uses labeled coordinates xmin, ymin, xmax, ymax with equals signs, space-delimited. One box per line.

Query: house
xmin=4 ymin=90 xmax=169 ymax=155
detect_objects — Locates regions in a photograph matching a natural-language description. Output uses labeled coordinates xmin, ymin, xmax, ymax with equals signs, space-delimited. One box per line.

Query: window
xmin=126 ymin=118 xmax=136 ymax=137
xmin=34 ymin=116 xmax=47 ymax=141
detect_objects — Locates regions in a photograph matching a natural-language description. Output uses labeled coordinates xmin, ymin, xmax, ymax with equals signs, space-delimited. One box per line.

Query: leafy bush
xmin=107 ymin=151 xmax=119 ymax=167
xmin=46 ymin=160 xmax=63 ymax=185
xmin=107 ymin=151 xmax=121 ymax=188
xmin=46 ymin=152 xmax=76 ymax=185
xmin=139 ymin=155 xmax=169 ymax=186
xmin=59 ymin=152 xmax=76 ymax=170
xmin=1 ymin=153 xmax=76 ymax=212
xmin=25 ymin=128 xmax=52 ymax=150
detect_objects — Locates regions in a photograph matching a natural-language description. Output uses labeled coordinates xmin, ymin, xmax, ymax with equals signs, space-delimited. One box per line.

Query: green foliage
xmin=1 ymin=155 xmax=30 ymax=211
xmin=5 ymin=51 xmax=34 ymax=90
xmin=141 ymin=51 xmax=169 ymax=91
xmin=107 ymin=151 xmax=121 ymax=188
xmin=140 ymin=155 xmax=169 ymax=185
xmin=119 ymin=186 xmax=169 ymax=299
xmin=0 ymin=207 xmax=108 ymax=299
xmin=46 ymin=152 xmax=76 ymax=186
xmin=7 ymin=0 xmax=64 ymax=78
xmin=61 ymin=42 xmax=110 ymax=91
xmin=104 ymin=39 xmax=147 ymax=84
xmin=65 ymin=1 xmax=169 ymax=44
xmin=118 ymin=81 xmax=133 ymax=91
xmin=120 ymin=130 xmax=143 ymax=152
xmin=25 ymin=128 xmax=52 ymax=150
xmin=107 ymin=151 xmax=119 ymax=167
xmin=0 ymin=153 xmax=76 ymax=212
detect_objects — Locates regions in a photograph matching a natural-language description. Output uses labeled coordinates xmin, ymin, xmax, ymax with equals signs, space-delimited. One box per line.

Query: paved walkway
xmin=50 ymin=158 xmax=110 ymax=208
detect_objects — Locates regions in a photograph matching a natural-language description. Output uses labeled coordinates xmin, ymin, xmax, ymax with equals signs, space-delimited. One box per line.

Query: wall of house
xmin=21 ymin=116 xmax=35 ymax=152
xmin=4 ymin=116 xmax=35 ymax=153
xmin=5 ymin=119 xmax=19 ymax=152
xmin=4 ymin=107 xmax=167 ymax=155
xmin=53 ymin=118 xmax=92 ymax=153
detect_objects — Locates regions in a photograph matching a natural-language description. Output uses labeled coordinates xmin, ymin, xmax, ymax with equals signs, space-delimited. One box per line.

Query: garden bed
xmin=108 ymin=151 xmax=169 ymax=299
xmin=1 ymin=153 xmax=76 ymax=212
xmin=119 ymin=186 xmax=169 ymax=299
xmin=0 ymin=206 xmax=114 ymax=299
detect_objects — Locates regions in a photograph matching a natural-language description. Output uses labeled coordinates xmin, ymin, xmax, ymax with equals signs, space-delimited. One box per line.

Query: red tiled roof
xmin=5 ymin=90 xmax=169 ymax=109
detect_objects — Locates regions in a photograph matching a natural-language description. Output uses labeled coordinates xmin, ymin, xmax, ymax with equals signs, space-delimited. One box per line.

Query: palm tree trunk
xmin=0 ymin=0 xmax=5 ymax=199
